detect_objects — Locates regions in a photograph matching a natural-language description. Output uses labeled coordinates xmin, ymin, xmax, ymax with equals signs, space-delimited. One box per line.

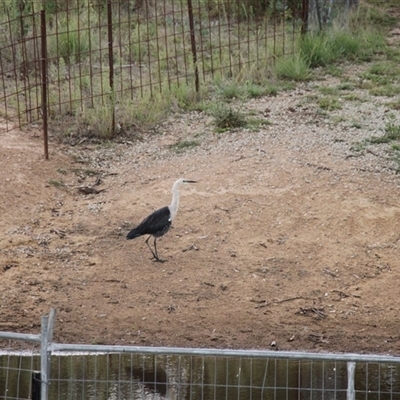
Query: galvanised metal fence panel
xmin=44 ymin=347 xmax=400 ymax=399
xmin=0 ymin=339 xmax=41 ymax=400
xmin=1 ymin=310 xmax=400 ymax=399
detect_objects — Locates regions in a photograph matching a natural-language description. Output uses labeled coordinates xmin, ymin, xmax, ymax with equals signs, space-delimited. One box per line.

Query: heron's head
xmin=176 ymin=178 xmax=197 ymax=185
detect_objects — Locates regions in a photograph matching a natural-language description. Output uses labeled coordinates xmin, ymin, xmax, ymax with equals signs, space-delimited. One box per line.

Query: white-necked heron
xmin=126 ymin=178 xmax=196 ymax=262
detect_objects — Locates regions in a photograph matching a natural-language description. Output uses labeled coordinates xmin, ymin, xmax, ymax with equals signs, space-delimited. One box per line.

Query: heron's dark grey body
xmin=126 ymin=206 xmax=171 ymax=240
xmin=126 ymin=178 xmax=196 ymax=262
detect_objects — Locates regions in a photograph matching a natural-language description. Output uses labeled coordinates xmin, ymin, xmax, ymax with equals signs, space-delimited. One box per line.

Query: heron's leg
xmin=153 ymin=238 xmax=165 ymax=263
xmin=144 ymin=236 xmax=164 ymax=262
xmin=145 ymin=236 xmax=158 ymax=260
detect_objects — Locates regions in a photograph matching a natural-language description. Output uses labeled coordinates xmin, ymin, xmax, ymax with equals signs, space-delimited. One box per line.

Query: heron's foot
xmin=151 ymin=255 xmax=166 ymax=263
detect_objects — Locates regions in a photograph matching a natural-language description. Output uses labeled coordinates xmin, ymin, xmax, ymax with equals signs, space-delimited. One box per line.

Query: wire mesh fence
xmin=48 ymin=353 xmax=349 ymax=399
xmin=46 ymin=350 xmax=400 ymax=400
xmin=308 ymin=0 xmax=360 ymax=31
xmin=1 ymin=310 xmax=400 ymax=400
xmin=0 ymin=0 xmax=361 ymax=140
xmin=0 ymin=340 xmax=41 ymax=400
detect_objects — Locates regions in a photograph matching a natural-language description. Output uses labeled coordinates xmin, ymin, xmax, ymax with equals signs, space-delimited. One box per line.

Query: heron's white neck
xmin=169 ymin=180 xmax=181 ymax=221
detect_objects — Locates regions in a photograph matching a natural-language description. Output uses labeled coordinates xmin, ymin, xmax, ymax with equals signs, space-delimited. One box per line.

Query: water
xmin=0 ymin=353 xmax=400 ymax=399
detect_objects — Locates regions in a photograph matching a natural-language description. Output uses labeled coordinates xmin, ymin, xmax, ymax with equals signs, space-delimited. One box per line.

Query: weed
xmin=170 ymin=139 xmax=200 ymax=153
xmin=48 ymin=179 xmax=65 ymax=188
xmin=245 ymin=83 xmax=267 ymax=98
xmin=337 ymin=82 xmax=355 ymax=91
xmin=246 ymin=117 xmax=271 ymax=130
xmin=318 ymin=86 xmax=339 ymax=96
xmin=318 ymin=97 xmax=342 ymax=111
xmin=343 ymin=93 xmax=363 ymax=102
xmin=326 ymin=65 xmax=343 ymax=77
xmin=387 ymin=99 xmax=400 ymax=110
xmin=275 ymin=54 xmax=311 ymax=81
xmin=300 ymin=32 xmax=332 ymax=68
xmin=169 ymin=83 xmax=203 ymax=110
xmin=350 ymin=121 xmax=362 ymax=129
xmin=368 ymin=116 xmax=400 ymax=144
xmin=384 ymin=117 xmax=400 ymax=140
xmin=210 ymin=103 xmax=247 ymax=131
xmin=217 ymin=80 xmax=245 ymax=101
xmin=369 ymin=85 xmax=400 ymax=97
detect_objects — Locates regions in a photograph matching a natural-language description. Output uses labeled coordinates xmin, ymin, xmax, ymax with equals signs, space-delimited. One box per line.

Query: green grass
xmin=318 ymin=96 xmax=342 ymax=111
xmin=318 ymin=86 xmax=339 ymax=96
xmin=216 ymin=80 xmax=245 ymax=101
xmin=357 ymin=61 xmax=400 ymax=97
xmin=275 ymin=54 xmax=311 ymax=81
xmin=337 ymin=82 xmax=356 ymax=91
xmin=210 ymin=104 xmax=248 ymax=131
xmin=246 ymin=117 xmax=271 ymax=130
xmin=170 ymin=139 xmax=200 ymax=153
xmin=1 ymin=0 xmax=398 ymax=142
xmin=342 ymin=93 xmax=364 ymax=102
xmin=48 ymin=179 xmax=65 ymax=188
xmin=362 ymin=116 xmax=400 ymax=145
xmin=350 ymin=121 xmax=362 ymax=129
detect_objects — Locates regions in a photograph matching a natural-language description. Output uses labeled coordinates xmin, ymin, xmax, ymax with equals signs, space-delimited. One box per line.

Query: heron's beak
xmin=185 ymin=180 xmax=197 ymax=183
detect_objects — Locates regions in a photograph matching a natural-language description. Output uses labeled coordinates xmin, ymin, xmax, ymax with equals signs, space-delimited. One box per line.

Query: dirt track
xmin=1 ymin=67 xmax=400 ymax=354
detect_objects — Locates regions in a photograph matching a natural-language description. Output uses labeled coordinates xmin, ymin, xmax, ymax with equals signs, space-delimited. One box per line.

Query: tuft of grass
xmin=48 ymin=179 xmax=65 ymax=188
xmin=368 ymin=116 xmax=400 ymax=144
xmin=210 ymin=103 xmax=247 ymax=131
xmin=275 ymin=54 xmax=311 ymax=81
xmin=216 ymin=80 xmax=245 ymax=101
xmin=369 ymin=85 xmax=400 ymax=97
xmin=245 ymin=83 xmax=266 ymax=98
xmin=352 ymin=3 xmax=398 ymax=30
xmin=170 ymin=139 xmax=200 ymax=153
xmin=300 ymin=32 xmax=332 ymax=68
xmin=326 ymin=64 xmax=343 ymax=77
xmin=169 ymin=83 xmax=203 ymax=110
xmin=318 ymin=96 xmax=342 ymax=111
xmin=387 ymin=99 xmax=400 ymax=110
xmin=77 ymin=101 xmax=115 ymax=139
xmin=244 ymin=81 xmax=280 ymax=98
xmin=246 ymin=117 xmax=272 ymax=130
xmin=57 ymin=168 xmax=67 ymax=175
xmin=48 ymin=18 xmax=91 ymax=64
xmin=350 ymin=121 xmax=362 ymax=129
xmin=318 ymin=86 xmax=339 ymax=96
xmin=384 ymin=117 xmax=400 ymax=140
xmin=337 ymin=82 xmax=355 ymax=91
xmin=342 ymin=93 xmax=364 ymax=102
xmin=299 ymin=29 xmax=386 ymax=68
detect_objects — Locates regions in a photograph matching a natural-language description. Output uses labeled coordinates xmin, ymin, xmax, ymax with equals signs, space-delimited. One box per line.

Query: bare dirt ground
xmin=1 ymin=61 xmax=400 ymax=354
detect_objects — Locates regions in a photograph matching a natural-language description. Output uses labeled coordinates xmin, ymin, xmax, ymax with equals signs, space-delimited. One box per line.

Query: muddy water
xmin=0 ymin=353 xmax=399 ymax=399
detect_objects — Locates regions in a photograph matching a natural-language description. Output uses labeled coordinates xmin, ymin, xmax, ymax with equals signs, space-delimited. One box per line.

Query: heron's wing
xmin=134 ymin=206 xmax=171 ymax=236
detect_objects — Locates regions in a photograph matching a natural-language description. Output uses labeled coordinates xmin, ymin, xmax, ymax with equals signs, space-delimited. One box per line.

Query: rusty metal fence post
xmin=107 ymin=0 xmax=115 ymax=136
xmin=40 ymin=9 xmax=48 ymax=160
xmin=186 ymin=0 xmax=200 ymax=93
xmin=302 ymin=0 xmax=309 ymax=34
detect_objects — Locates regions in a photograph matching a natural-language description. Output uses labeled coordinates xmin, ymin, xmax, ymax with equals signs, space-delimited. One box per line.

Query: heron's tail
xmin=126 ymin=228 xmax=142 ymax=240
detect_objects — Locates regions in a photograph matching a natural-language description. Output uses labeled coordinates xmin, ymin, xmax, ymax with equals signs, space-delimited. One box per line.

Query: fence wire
xmin=308 ymin=0 xmax=360 ymax=31
xmin=37 ymin=353 xmax=400 ymax=400
xmin=0 ymin=340 xmax=40 ymax=400
xmin=1 ymin=0 xmax=308 ymax=136
xmin=1 ymin=320 xmax=400 ymax=400
xmin=0 ymin=0 xmax=366 ymax=138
